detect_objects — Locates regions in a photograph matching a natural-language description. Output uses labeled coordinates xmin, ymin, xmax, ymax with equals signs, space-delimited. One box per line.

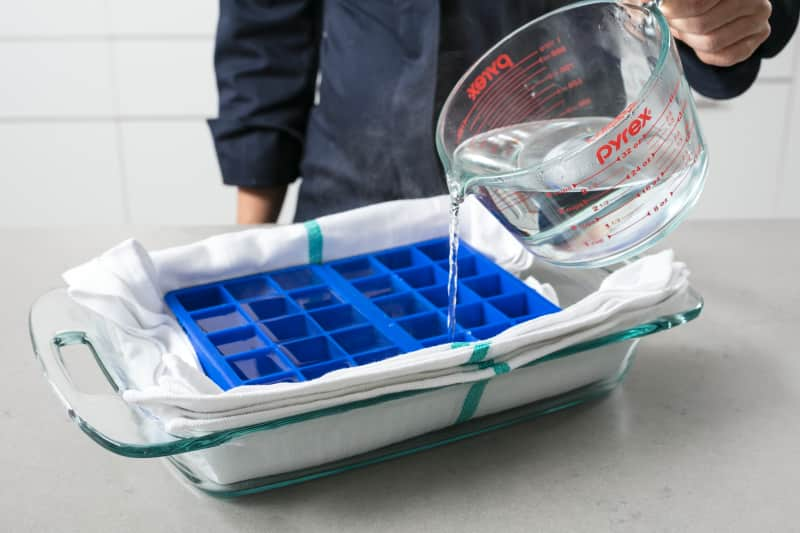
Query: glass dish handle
xmin=30 ymin=289 xmax=185 ymax=454
xmin=53 ymin=330 xmax=121 ymax=391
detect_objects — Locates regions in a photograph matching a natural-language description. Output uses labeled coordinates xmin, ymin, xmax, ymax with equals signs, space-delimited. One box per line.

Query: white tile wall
xmin=112 ymin=39 xmax=217 ymax=117
xmin=0 ymin=0 xmax=107 ymax=37
xmin=0 ymin=1 xmax=797 ymax=226
xmin=120 ymin=121 xmax=234 ymax=224
xmin=107 ymin=0 xmax=218 ymax=36
xmin=0 ymin=42 xmax=114 ymax=118
xmin=693 ymin=84 xmax=792 ymax=219
xmin=760 ymin=32 xmax=797 ymax=79
xmin=777 ymin=58 xmax=800 ymax=218
xmin=0 ymin=122 xmax=125 ymax=225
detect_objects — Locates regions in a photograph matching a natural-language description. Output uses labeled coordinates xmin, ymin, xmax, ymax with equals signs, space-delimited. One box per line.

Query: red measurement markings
xmin=608 ymin=151 xmax=654 ymax=189
xmin=589 ymin=102 xmax=638 ymax=143
xmin=603 ymin=214 xmax=625 ymax=230
xmin=572 ymin=190 xmax=610 ymax=213
xmin=591 ymin=197 xmax=611 ymax=215
xmin=651 ymin=98 xmax=690 ymax=158
xmin=470 ymin=66 xmax=547 ymax=132
xmin=514 ymin=74 xmax=583 ymax=123
xmin=526 ymin=69 xmax=560 ymax=93
xmin=572 ymin=156 xmax=651 ymax=210
xmin=555 ymin=96 xmax=592 ymax=118
xmin=607 ymin=207 xmax=650 ymax=238
xmin=558 ymin=196 xmax=595 ymax=215
xmin=650 ymin=130 xmax=680 ymax=172
xmin=571 ymin=92 xmax=680 ymax=188
xmin=598 ymin=171 xmax=661 ymax=221
xmin=572 ymin=164 xmax=638 ymax=208
xmin=668 ymin=143 xmax=703 ymax=195
xmin=503 ymin=97 xmax=567 ymax=137
xmin=572 ymin=114 xmax=654 ymax=189
xmin=658 ymin=138 xmax=689 ymax=178
xmin=478 ymin=45 xmax=571 ymax=131
xmin=646 ymin=112 xmax=678 ymax=150
xmin=481 ymin=77 xmax=554 ymax=132
xmin=584 ymin=165 xmax=627 ymax=191
xmin=570 ymin=215 xmax=604 ymax=232
xmin=470 ymin=64 xmax=548 ymax=132
xmin=487 ymin=82 xmax=557 ymax=131
xmin=657 ymin=117 xmax=694 ymax=178
xmin=653 ymin=113 xmax=693 ymax=167
xmin=651 ymin=134 xmax=676 ymax=167
xmin=641 ymin=78 xmax=682 ymax=141
xmin=539 ymin=39 xmax=557 ymax=53
xmin=487 ymin=189 xmax=533 ymax=215
xmin=493 ymin=75 xmax=583 ymax=130
xmin=646 ymin=101 xmax=687 ymax=152
xmin=552 ymin=169 xmax=634 ymax=212
xmin=532 ymin=98 xmax=566 ymax=120
xmin=547 ymin=81 xmax=682 ymax=194
xmin=496 ymin=84 xmax=564 ymax=129
xmin=582 ymin=236 xmax=606 ymax=248
xmin=572 ymin=131 xmax=651 ymax=190
xmin=547 ymin=171 xmax=606 ymax=198
xmin=572 ymin=152 xmax=624 ymax=188
xmin=650 ymin=194 xmax=672 ymax=216
xmin=602 ymin=139 xmax=698 ymax=238
xmin=457 ymin=49 xmax=542 ymax=142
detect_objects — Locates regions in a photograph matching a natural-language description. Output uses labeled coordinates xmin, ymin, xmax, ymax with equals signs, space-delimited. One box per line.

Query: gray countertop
xmin=2 ymin=221 xmax=798 ymax=532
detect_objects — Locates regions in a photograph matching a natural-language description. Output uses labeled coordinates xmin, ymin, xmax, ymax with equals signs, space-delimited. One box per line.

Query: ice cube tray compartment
xmin=225 ymin=276 xmax=278 ymax=300
xmin=228 ymin=350 xmax=289 ymax=380
xmin=165 ymin=237 xmax=560 ymax=390
xmin=191 ymin=306 xmax=248 ymax=333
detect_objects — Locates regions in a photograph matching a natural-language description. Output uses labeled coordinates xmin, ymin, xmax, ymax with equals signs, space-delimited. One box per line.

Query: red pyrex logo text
xmin=595 ymin=108 xmax=652 ymax=164
xmin=466 ymin=54 xmax=514 ymax=101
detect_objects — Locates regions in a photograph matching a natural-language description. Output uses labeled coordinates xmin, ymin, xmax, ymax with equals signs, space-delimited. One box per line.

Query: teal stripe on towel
xmin=304 ymin=220 xmax=323 ymax=264
xmin=468 ymin=342 xmax=491 ymax=364
xmin=457 ymin=380 xmax=488 ymax=423
xmin=457 ymin=359 xmax=510 ymax=423
xmin=493 ymin=362 xmax=510 ymax=375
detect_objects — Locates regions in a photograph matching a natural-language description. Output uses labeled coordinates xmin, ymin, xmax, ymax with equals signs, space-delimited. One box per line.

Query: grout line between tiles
xmin=0 ymin=115 xmax=212 ymax=123
xmin=0 ymin=34 xmax=214 ymax=42
xmin=103 ymin=0 xmax=132 ymax=224
xmin=773 ymin=46 xmax=798 ymax=215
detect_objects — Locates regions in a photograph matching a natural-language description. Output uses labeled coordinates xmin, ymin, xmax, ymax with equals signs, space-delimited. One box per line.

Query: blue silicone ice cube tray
xmin=165 ymin=237 xmax=560 ymax=390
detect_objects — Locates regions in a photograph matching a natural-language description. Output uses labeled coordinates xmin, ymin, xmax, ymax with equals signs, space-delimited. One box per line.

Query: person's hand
xmin=659 ymin=0 xmax=772 ymax=67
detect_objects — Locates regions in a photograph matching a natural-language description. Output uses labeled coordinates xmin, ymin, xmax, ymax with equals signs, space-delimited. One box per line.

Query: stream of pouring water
xmin=446 ymin=189 xmax=463 ymax=340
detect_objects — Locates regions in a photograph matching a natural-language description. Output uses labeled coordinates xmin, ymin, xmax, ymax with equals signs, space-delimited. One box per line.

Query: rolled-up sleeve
xmin=679 ymin=0 xmax=799 ymax=100
xmin=208 ymin=0 xmax=320 ymax=188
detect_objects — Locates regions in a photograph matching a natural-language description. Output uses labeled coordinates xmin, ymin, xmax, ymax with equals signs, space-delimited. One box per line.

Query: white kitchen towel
xmin=126 ymin=251 xmax=687 ymax=434
xmin=63 ymin=195 xmax=544 ymax=388
xmin=62 ymin=195 xmax=689 ymax=435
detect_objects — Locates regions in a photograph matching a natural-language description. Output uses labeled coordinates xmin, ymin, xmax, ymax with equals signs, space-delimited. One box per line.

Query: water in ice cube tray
xmin=450 ymin=117 xmax=702 ymax=265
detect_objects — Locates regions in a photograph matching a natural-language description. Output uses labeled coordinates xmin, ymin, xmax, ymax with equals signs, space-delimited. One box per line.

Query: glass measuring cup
xmin=436 ymin=0 xmax=708 ymax=268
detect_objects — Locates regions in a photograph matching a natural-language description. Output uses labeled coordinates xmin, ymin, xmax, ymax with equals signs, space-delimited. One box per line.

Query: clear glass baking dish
xmin=29 ymin=259 xmax=702 ymax=497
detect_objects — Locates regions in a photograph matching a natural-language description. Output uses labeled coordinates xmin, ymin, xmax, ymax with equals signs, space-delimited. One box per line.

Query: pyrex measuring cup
xmin=436 ymin=0 xmax=708 ymax=267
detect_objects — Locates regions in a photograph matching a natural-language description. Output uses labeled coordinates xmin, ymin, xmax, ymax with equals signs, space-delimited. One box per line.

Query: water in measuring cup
xmin=449 ymin=117 xmax=701 ymax=266
xmin=444 ymin=116 xmax=700 ymax=336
